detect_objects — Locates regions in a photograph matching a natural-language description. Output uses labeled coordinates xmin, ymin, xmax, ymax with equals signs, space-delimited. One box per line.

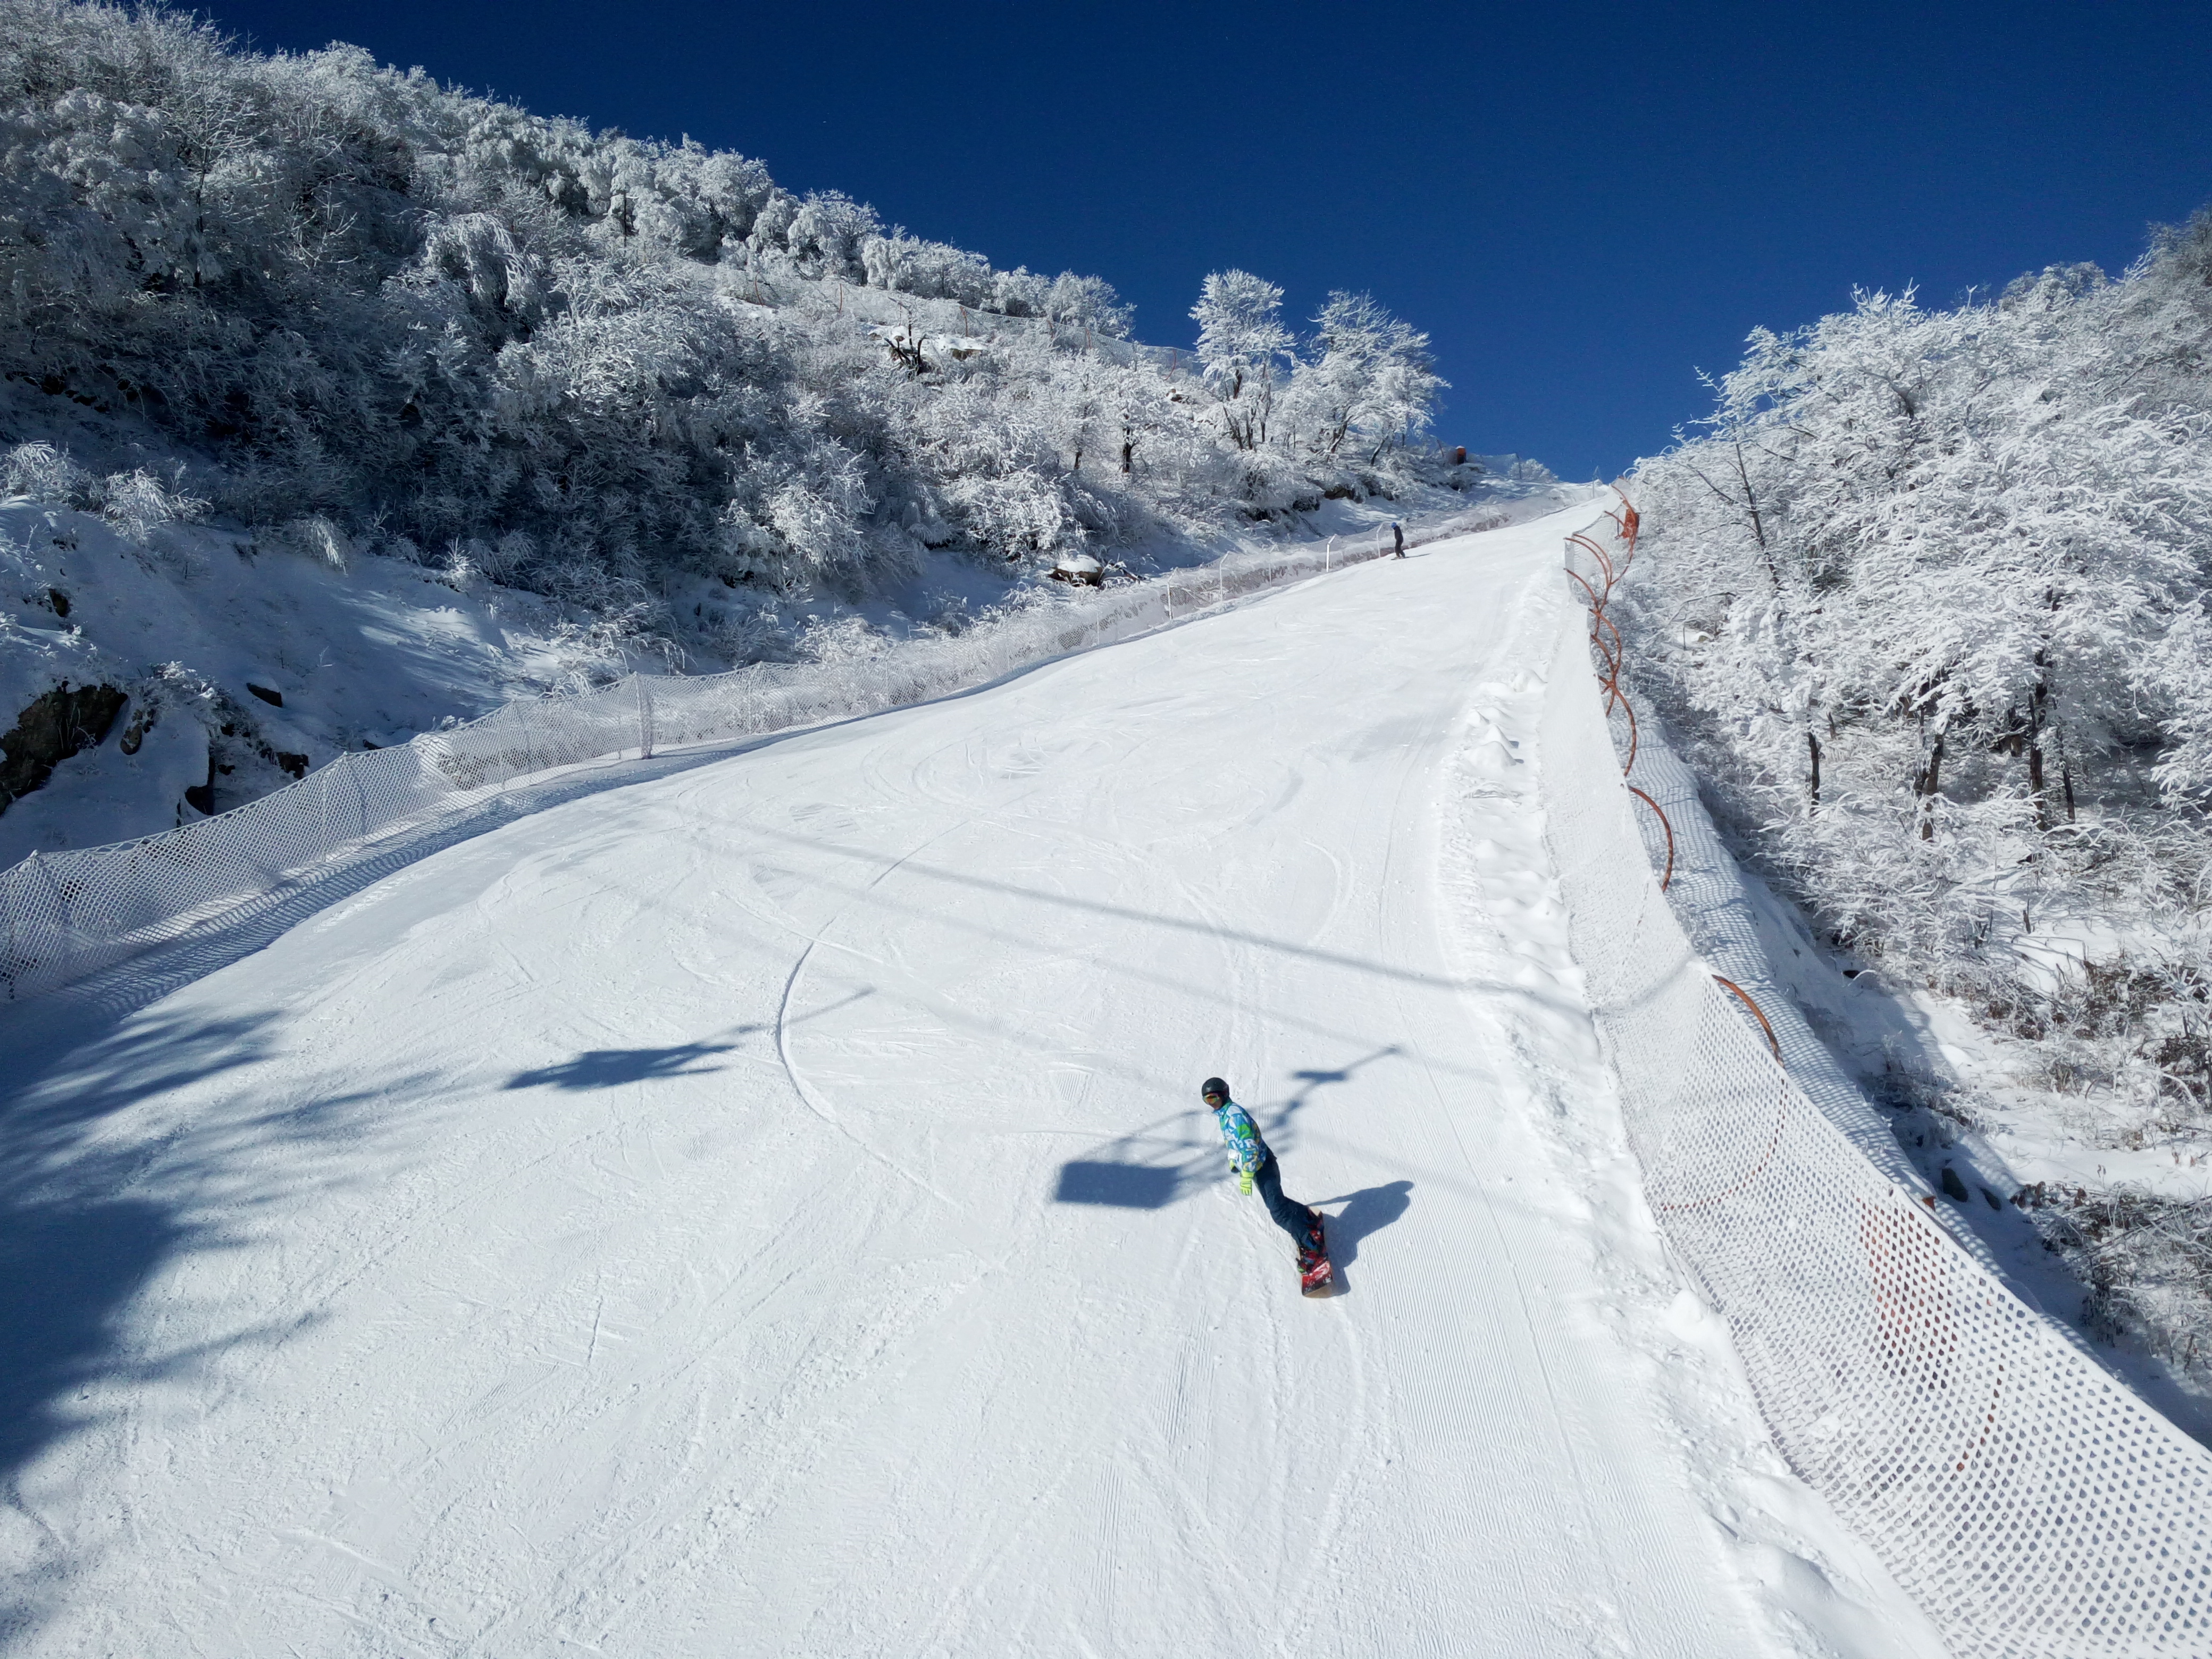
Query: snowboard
xmin=1298 ymin=1217 xmax=1336 ymax=1298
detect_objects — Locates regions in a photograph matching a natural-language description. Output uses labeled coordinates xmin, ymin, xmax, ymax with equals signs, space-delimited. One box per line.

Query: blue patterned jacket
xmin=1209 ymin=1099 xmax=1271 ymax=1176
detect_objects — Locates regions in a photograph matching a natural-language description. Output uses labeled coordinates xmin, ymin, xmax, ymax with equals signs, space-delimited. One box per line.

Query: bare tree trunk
xmin=2027 ymin=656 xmax=2052 ymax=833
xmin=1808 ymin=730 xmax=1822 ymax=811
xmin=1915 ymin=731 xmax=1946 ymax=842
xmin=1732 ymin=440 xmax=1783 ymax=596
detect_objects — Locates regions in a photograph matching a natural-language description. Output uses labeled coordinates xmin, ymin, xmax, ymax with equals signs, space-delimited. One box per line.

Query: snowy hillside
xmin=0 ymin=485 xmax=1547 ymax=873
xmin=0 ymin=509 xmax=1943 ymax=1657
xmin=1620 ymin=209 xmax=2212 ymax=1400
xmin=0 ymin=0 xmax=1548 ymax=862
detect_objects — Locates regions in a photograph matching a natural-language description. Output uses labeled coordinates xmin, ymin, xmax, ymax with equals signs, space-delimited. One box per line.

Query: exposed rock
xmin=246 ymin=682 xmax=283 ymax=707
xmin=185 ymin=747 xmax=215 ymax=815
xmin=0 ymin=682 xmax=128 ymax=812
xmin=119 ymin=700 xmax=157 ymax=755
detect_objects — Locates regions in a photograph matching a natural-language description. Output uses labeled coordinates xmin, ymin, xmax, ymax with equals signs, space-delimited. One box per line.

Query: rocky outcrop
xmin=0 ymin=682 xmax=128 ymax=813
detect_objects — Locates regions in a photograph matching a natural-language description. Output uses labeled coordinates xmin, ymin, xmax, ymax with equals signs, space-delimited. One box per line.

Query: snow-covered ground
xmin=0 ymin=486 xmax=1520 ymax=874
xmin=1692 ymin=824 xmax=2212 ymax=1443
xmin=0 ymin=507 xmax=1944 ymax=1656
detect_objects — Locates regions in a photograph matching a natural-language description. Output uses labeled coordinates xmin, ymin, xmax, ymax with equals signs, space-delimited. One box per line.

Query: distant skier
xmin=1392 ymin=522 xmax=1405 ymax=558
xmin=1202 ymin=1077 xmax=1333 ymax=1295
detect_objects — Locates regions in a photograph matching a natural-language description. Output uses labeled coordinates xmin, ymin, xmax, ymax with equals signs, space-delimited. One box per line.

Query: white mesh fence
xmin=1541 ymin=535 xmax=2212 ymax=1656
xmin=0 ymin=503 xmax=1530 ymax=1002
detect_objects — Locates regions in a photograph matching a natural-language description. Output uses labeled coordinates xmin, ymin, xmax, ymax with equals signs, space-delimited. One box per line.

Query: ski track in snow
xmin=0 ymin=507 xmax=1947 ymax=1656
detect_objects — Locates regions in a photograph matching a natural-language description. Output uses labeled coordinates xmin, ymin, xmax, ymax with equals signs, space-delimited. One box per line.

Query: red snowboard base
xmin=1298 ymin=1220 xmax=1336 ymax=1297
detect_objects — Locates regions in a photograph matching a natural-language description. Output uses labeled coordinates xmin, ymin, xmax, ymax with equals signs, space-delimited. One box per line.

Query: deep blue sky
xmin=200 ymin=0 xmax=2211 ymax=480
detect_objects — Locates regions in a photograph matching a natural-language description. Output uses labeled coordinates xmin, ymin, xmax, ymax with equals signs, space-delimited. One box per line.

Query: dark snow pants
xmin=1254 ymin=1155 xmax=1321 ymax=1251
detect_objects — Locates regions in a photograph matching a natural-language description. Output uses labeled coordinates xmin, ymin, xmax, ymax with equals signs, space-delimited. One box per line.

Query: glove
xmin=1238 ymin=1169 xmax=1254 ymax=1196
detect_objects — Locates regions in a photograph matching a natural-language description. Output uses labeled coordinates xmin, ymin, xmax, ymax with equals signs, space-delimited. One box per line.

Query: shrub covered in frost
xmin=2 ymin=442 xmax=91 ymax=505
xmin=96 ymin=467 xmax=207 ymax=543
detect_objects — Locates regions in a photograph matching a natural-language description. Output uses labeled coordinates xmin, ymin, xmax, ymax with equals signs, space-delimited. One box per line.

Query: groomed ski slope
xmin=0 ymin=508 xmax=1949 ymax=1657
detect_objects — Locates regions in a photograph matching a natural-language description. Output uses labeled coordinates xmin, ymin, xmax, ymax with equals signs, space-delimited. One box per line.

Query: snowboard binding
xmin=1297 ymin=1213 xmax=1335 ymax=1297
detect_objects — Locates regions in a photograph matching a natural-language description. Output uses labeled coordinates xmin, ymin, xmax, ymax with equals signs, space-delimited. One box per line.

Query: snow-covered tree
xmin=1191 ymin=271 xmax=1292 ymax=450
xmin=1288 ymin=291 xmax=1445 ymax=467
xmin=0 ymin=0 xmax=1458 ymax=661
xmin=1624 ymin=225 xmax=2212 ymax=990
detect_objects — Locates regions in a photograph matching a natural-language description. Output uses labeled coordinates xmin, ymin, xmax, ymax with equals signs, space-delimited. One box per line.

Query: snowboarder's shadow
xmin=1314 ymin=1180 xmax=1413 ymax=1282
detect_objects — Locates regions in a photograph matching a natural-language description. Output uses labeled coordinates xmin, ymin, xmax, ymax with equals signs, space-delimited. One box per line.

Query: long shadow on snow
xmin=506 ymin=1039 xmax=738 ymax=1091
xmin=0 ymin=603 xmax=1431 ymax=1633
xmin=1053 ymin=1057 xmax=1409 ymax=1227
xmin=1 ymin=580 xmax=1316 ymax=1037
xmin=658 ymin=828 xmax=1545 ymax=1101
xmin=505 ymin=993 xmax=870 ymax=1095
xmin=724 ymin=823 xmax=1482 ymax=995
xmin=1054 ymin=1159 xmax=1187 ymax=1208
xmin=0 ymin=1008 xmax=276 ymax=1480
xmin=1252 ymin=1046 xmax=1401 ymax=1157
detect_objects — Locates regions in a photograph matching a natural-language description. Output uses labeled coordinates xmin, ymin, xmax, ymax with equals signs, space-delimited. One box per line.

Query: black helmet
xmin=1201 ymin=1077 xmax=1229 ymax=1103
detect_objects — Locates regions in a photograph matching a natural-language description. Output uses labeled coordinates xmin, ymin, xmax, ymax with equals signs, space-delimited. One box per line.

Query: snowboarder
xmin=1392 ymin=522 xmax=1405 ymax=558
xmin=1201 ymin=1077 xmax=1333 ymax=1294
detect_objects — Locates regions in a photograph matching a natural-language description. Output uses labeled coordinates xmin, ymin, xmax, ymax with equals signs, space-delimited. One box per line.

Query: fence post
xmin=634 ymin=673 xmax=655 ymax=760
xmin=512 ymin=702 xmax=531 ymax=786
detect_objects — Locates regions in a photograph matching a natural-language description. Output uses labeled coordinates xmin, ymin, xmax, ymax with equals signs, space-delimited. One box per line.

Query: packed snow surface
xmin=0 ymin=509 xmax=1944 ymax=1655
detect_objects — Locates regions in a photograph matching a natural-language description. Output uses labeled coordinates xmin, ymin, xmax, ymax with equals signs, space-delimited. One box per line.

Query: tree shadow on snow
xmin=0 ymin=1008 xmax=277 ymax=1484
xmin=0 ymin=1000 xmax=446 ymax=1637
